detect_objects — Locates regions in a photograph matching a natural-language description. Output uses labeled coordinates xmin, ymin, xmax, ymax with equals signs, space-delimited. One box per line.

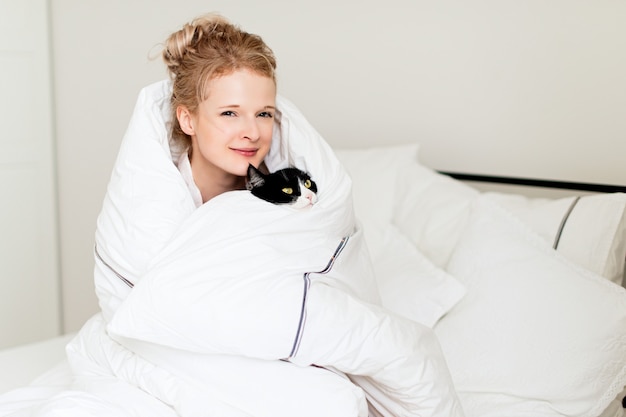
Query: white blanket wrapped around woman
xmin=66 ymin=80 xmax=464 ymax=417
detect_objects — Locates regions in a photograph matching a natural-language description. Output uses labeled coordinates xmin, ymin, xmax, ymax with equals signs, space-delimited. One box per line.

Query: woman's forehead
xmin=200 ymin=69 xmax=276 ymax=107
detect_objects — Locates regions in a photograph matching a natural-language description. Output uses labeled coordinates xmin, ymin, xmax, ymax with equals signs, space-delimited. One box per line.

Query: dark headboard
xmin=439 ymin=171 xmax=626 ymax=194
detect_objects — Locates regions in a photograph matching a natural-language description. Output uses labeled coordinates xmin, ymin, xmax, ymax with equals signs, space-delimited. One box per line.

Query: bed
xmin=1 ymin=83 xmax=625 ymax=417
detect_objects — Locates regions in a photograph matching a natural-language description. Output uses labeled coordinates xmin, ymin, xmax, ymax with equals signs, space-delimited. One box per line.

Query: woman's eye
xmin=304 ymin=179 xmax=312 ymax=188
xmin=258 ymin=111 xmax=274 ymax=118
xmin=221 ymin=110 xmax=236 ymax=117
xmin=282 ymin=187 xmax=293 ymax=195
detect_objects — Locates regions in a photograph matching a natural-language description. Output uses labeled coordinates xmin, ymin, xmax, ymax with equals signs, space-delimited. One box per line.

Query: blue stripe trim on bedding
xmin=286 ymin=236 xmax=350 ymax=360
xmin=553 ymin=196 xmax=581 ymax=250
xmin=94 ymin=245 xmax=135 ymax=288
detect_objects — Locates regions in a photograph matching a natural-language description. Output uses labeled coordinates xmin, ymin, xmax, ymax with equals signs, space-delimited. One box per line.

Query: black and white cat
xmin=246 ymin=164 xmax=318 ymax=209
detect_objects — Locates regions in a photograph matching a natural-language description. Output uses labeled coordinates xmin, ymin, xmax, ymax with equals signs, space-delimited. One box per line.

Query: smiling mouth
xmin=231 ymin=148 xmax=258 ymax=157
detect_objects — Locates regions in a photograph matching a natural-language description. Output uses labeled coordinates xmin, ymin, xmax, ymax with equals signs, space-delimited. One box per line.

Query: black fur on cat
xmin=246 ymin=164 xmax=318 ymax=208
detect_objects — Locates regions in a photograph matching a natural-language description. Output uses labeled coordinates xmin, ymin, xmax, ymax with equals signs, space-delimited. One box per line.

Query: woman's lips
xmin=231 ymin=148 xmax=258 ymax=157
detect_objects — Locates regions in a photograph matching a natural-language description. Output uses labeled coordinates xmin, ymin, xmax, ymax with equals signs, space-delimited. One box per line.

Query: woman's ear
xmin=176 ymin=106 xmax=195 ymax=135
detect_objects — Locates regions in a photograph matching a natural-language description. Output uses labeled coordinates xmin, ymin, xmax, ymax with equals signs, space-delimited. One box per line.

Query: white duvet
xmin=0 ymin=80 xmax=463 ymax=417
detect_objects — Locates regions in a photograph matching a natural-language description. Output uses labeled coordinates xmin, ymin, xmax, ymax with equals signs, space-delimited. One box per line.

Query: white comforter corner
xmin=6 ymin=80 xmax=464 ymax=417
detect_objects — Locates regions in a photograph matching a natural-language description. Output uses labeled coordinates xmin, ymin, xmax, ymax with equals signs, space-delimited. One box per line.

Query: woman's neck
xmin=190 ymin=157 xmax=246 ymax=203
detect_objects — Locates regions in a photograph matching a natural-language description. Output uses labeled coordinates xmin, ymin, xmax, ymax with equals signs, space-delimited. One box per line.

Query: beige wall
xmin=49 ymin=0 xmax=626 ymax=332
xmin=0 ymin=0 xmax=60 ymax=348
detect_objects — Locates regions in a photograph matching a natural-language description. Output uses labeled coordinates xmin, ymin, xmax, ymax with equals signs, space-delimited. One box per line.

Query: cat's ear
xmin=246 ymin=164 xmax=265 ymax=190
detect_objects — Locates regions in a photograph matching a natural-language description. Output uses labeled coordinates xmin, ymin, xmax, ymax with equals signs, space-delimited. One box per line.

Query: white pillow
xmin=372 ymin=225 xmax=466 ymax=327
xmin=334 ymin=144 xmax=466 ymax=327
xmin=390 ymin=152 xmax=626 ymax=285
xmin=484 ymin=192 xmax=626 ymax=286
xmin=393 ymin=161 xmax=479 ymax=267
xmin=334 ymin=144 xmax=419 ymax=259
xmin=434 ymin=198 xmax=626 ymax=417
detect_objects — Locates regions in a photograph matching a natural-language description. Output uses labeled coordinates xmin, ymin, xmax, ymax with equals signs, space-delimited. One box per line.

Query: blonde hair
xmin=162 ymin=13 xmax=277 ymax=148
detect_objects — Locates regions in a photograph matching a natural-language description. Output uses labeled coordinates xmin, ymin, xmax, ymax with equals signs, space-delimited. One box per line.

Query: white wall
xmin=0 ymin=0 xmax=60 ymax=348
xmin=49 ymin=0 xmax=626 ymax=332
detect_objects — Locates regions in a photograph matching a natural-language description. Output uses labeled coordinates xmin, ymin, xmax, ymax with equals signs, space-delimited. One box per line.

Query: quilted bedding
xmin=0 ymin=81 xmax=463 ymax=417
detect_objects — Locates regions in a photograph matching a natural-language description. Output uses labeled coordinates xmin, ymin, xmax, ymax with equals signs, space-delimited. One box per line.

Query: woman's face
xmin=178 ymin=69 xmax=276 ymax=182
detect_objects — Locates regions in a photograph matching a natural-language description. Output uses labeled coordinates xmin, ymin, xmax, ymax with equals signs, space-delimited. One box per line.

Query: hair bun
xmin=162 ymin=14 xmax=231 ymax=75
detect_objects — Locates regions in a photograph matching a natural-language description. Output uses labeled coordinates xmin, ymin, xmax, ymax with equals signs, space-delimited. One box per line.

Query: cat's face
xmin=247 ymin=164 xmax=318 ymax=209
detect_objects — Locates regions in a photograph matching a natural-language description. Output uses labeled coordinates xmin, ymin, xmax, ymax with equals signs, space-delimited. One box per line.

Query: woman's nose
xmin=242 ymin=118 xmax=260 ymax=141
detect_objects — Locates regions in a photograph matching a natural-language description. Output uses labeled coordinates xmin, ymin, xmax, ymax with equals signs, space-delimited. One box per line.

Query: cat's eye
xmin=282 ymin=187 xmax=293 ymax=195
xmin=304 ymin=179 xmax=312 ymax=189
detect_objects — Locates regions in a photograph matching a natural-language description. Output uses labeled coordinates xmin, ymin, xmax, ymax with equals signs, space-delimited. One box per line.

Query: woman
xmin=93 ymin=13 xmax=464 ymax=417
xmin=163 ymin=14 xmax=277 ymax=205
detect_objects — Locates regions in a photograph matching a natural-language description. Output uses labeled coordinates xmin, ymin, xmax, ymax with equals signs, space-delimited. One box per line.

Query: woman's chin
xmin=239 ymin=158 xmax=265 ymax=173
xmin=233 ymin=163 xmax=254 ymax=177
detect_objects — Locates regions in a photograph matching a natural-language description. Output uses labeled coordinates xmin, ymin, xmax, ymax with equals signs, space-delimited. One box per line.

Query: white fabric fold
xmin=68 ymin=80 xmax=463 ymax=417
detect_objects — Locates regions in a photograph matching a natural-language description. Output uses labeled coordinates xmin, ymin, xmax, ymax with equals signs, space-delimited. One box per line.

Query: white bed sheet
xmin=0 ymin=334 xmax=75 ymax=395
